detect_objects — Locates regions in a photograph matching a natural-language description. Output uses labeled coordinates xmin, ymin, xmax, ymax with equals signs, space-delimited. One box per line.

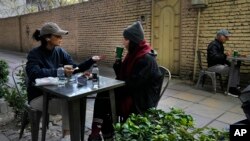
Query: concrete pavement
xmin=0 ymin=49 xmax=246 ymax=140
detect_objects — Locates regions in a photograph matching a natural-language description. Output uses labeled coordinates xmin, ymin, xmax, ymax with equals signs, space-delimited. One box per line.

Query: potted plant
xmin=114 ymin=108 xmax=229 ymax=141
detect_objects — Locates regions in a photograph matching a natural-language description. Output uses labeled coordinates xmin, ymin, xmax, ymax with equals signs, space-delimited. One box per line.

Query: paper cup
xmin=116 ymin=47 xmax=124 ymax=59
xmin=64 ymin=65 xmax=73 ymax=70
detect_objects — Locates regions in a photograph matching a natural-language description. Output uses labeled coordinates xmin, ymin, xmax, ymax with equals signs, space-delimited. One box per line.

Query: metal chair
xmin=195 ymin=49 xmax=224 ymax=93
xmin=12 ymin=64 xmax=42 ymax=141
xmin=156 ymin=66 xmax=171 ymax=108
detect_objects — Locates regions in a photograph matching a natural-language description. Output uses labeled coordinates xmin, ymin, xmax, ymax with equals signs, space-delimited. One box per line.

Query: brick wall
xmin=76 ymin=0 xmax=152 ymax=64
xmin=0 ymin=0 xmax=152 ymax=66
xmin=0 ymin=0 xmax=250 ymax=79
xmin=0 ymin=17 xmax=21 ymax=51
xmin=180 ymin=0 xmax=250 ymax=79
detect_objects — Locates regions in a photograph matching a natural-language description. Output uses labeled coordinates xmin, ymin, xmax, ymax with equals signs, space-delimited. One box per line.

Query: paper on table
xmin=35 ymin=77 xmax=59 ymax=86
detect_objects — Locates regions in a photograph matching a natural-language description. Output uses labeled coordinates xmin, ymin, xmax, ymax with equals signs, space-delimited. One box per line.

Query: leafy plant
xmin=0 ymin=59 xmax=9 ymax=98
xmin=114 ymin=108 xmax=229 ymax=141
xmin=3 ymin=64 xmax=27 ymax=122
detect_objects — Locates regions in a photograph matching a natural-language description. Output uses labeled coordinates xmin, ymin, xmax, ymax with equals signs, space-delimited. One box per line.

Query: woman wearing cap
xmin=26 ymin=22 xmax=103 ymax=141
xmin=88 ymin=21 xmax=163 ymax=140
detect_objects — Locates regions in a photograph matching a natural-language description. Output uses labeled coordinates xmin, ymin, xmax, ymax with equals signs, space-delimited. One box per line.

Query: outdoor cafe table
xmin=226 ymin=56 xmax=250 ymax=94
xmin=36 ymin=76 xmax=125 ymax=141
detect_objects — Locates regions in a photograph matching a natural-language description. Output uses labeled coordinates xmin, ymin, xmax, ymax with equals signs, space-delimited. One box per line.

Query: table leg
xmin=109 ymin=89 xmax=117 ymax=123
xmin=227 ymin=60 xmax=236 ymax=95
xmin=68 ymin=100 xmax=81 ymax=141
xmin=42 ymin=93 xmax=48 ymax=141
xmin=80 ymin=98 xmax=86 ymax=141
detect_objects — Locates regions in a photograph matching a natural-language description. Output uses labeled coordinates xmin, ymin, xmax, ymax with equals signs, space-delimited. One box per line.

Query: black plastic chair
xmin=156 ymin=66 xmax=171 ymax=108
xmin=195 ymin=49 xmax=224 ymax=93
xmin=12 ymin=64 xmax=42 ymax=141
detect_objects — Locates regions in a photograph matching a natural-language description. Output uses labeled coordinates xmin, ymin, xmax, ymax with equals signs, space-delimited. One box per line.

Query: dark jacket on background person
xmin=26 ymin=45 xmax=95 ymax=102
xmin=207 ymin=39 xmax=230 ymax=67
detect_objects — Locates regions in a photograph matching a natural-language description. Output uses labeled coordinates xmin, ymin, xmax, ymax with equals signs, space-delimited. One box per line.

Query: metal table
xmin=226 ymin=56 xmax=250 ymax=94
xmin=36 ymin=76 xmax=125 ymax=141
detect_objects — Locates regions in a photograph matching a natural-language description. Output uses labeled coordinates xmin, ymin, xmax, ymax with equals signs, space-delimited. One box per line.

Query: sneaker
xmin=228 ymin=87 xmax=241 ymax=97
xmin=60 ymin=135 xmax=71 ymax=141
xmin=88 ymin=134 xmax=102 ymax=141
xmin=227 ymin=92 xmax=239 ymax=98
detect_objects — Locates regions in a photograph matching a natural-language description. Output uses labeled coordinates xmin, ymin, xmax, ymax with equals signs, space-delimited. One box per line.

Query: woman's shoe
xmin=228 ymin=87 xmax=241 ymax=97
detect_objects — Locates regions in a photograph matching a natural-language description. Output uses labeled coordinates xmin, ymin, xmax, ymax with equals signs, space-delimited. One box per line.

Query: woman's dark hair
xmin=32 ymin=29 xmax=51 ymax=47
xmin=128 ymin=40 xmax=139 ymax=54
xmin=32 ymin=29 xmax=41 ymax=41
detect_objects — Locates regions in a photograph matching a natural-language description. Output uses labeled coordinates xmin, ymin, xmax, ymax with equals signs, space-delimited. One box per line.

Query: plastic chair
xmin=156 ymin=66 xmax=171 ymax=108
xmin=195 ymin=49 xmax=224 ymax=93
xmin=12 ymin=64 xmax=42 ymax=141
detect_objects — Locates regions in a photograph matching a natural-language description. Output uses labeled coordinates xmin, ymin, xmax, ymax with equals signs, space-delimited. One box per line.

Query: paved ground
xmin=0 ymin=49 xmax=247 ymax=141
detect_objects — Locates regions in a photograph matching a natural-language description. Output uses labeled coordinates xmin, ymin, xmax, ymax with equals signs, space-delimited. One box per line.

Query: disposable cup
xmin=115 ymin=47 xmax=124 ymax=59
xmin=64 ymin=65 xmax=73 ymax=70
xmin=64 ymin=65 xmax=74 ymax=78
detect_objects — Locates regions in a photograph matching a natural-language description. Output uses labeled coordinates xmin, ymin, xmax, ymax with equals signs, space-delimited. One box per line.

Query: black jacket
xmin=113 ymin=53 xmax=163 ymax=114
xmin=207 ymin=39 xmax=230 ymax=67
xmin=26 ymin=46 xmax=95 ymax=102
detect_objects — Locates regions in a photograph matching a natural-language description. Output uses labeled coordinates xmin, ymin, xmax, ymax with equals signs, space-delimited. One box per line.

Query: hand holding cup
xmin=225 ymin=50 xmax=231 ymax=56
xmin=92 ymin=55 xmax=106 ymax=61
xmin=64 ymin=65 xmax=74 ymax=77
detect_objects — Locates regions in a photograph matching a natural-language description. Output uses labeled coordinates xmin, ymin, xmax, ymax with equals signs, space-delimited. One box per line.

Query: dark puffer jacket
xmin=207 ymin=39 xmax=230 ymax=67
xmin=113 ymin=52 xmax=163 ymax=116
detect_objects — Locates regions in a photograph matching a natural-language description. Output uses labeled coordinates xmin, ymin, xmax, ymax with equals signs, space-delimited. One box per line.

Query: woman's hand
xmin=64 ymin=65 xmax=74 ymax=77
xmin=92 ymin=55 xmax=105 ymax=61
xmin=83 ymin=71 xmax=93 ymax=79
xmin=225 ymin=50 xmax=231 ymax=56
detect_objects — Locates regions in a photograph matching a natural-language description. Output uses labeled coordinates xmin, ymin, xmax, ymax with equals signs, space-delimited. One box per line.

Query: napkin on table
xmin=35 ymin=77 xmax=59 ymax=86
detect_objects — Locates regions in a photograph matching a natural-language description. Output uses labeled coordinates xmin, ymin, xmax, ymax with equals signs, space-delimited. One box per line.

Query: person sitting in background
xmin=207 ymin=29 xmax=241 ymax=97
xmin=26 ymin=22 xmax=103 ymax=141
xmin=88 ymin=21 xmax=163 ymax=141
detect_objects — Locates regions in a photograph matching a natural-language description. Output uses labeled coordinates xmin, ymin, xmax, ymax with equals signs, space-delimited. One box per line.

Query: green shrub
xmin=3 ymin=66 xmax=27 ymax=121
xmin=0 ymin=60 xmax=27 ymax=122
xmin=3 ymin=87 xmax=26 ymax=120
xmin=0 ymin=60 xmax=9 ymax=98
xmin=114 ymin=108 xmax=229 ymax=141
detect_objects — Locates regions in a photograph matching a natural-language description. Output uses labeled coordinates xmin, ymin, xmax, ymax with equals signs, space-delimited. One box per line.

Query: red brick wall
xmin=0 ymin=17 xmax=21 ymax=51
xmin=180 ymin=0 xmax=197 ymax=78
xmin=76 ymin=0 xmax=152 ymax=64
xmin=1 ymin=0 xmax=250 ymax=79
xmin=0 ymin=0 xmax=152 ymax=66
xmin=180 ymin=0 xmax=250 ymax=78
xmin=20 ymin=4 xmax=80 ymax=56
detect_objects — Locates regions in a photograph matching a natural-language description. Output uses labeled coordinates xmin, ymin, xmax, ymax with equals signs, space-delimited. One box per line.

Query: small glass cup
xmin=64 ymin=65 xmax=74 ymax=82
